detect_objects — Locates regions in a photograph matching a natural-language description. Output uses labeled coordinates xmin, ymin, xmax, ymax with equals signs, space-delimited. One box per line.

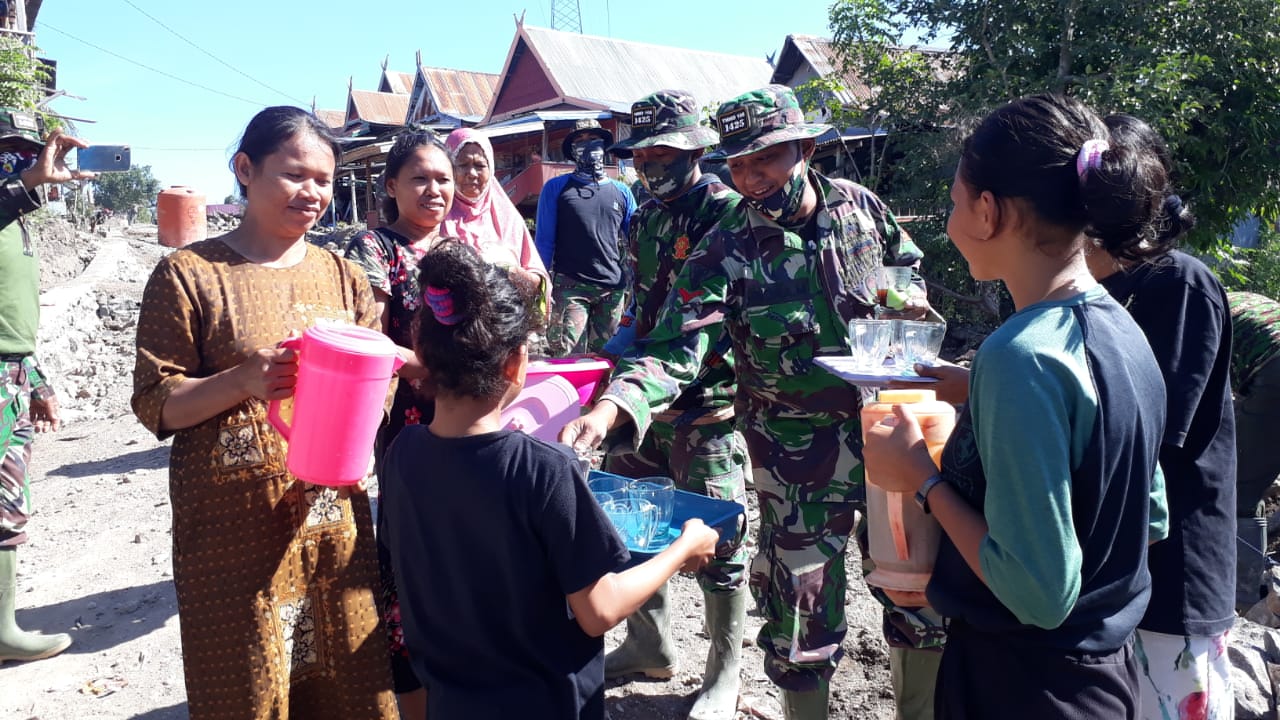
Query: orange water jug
xmin=156 ymin=186 xmax=207 ymax=248
xmin=861 ymin=388 xmax=956 ymax=607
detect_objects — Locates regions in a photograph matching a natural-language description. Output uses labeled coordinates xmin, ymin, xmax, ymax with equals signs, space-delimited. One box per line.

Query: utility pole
xmin=550 ymin=0 xmax=582 ymax=33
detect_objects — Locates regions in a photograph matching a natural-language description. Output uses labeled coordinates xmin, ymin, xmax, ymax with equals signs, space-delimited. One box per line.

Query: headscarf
xmin=441 ymin=128 xmax=547 ymax=280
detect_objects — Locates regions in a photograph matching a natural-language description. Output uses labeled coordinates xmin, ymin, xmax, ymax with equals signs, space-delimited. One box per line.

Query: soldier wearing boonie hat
xmin=535 ymin=118 xmax=637 ymax=357
xmin=0 ymin=108 xmax=95 ymax=665
xmin=564 ymin=90 xmax=750 ymax=719
xmin=565 ymin=84 xmax=938 ymax=720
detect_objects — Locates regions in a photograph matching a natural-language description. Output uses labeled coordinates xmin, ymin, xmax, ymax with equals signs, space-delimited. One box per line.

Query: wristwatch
xmin=915 ymin=474 xmax=945 ymax=514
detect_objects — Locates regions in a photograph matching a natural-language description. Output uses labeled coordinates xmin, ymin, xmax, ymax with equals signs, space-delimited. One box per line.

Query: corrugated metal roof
xmin=348 ymin=90 xmax=410 ymax=126
xmin=771 ymin=34 xmax=952 ymax=107
xmin=421 ymin=67 xmax=499 ymax=122
xmin=498 ymin=25 xmax=774 ymax=120
xmin=315 ymin=108 xmax=346 ymax=130
xmin=381 ymin=70 xmax=416 ymax=95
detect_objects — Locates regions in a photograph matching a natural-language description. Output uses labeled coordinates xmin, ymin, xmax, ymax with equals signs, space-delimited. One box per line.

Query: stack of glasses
xmin=847 ymin=266 xmax=947 ymax=373
xmin=587 ymin=474 xmax=676 ymax=551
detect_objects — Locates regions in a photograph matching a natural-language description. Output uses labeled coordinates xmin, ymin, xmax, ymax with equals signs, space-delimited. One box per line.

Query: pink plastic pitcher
xmin=499 ymin=375 xmax=582 ymax=442
xmin=526 ymin=357 xmax=613 ymax=406
xmin=267 ymin=324 xmax=404 ymax=486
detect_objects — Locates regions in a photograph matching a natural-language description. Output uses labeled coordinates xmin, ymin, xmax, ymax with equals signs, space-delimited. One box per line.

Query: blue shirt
xmin=534 ymin=174 xmax=636 ymax=288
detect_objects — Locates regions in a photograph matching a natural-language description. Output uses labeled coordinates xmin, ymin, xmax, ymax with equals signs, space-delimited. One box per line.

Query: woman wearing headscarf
xmin=442 ymin=128 xmax=549 ymax=307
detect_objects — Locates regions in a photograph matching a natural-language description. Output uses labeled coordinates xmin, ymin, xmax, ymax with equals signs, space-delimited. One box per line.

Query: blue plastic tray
xmin=588 ymin=470 xmax=746 ymax=561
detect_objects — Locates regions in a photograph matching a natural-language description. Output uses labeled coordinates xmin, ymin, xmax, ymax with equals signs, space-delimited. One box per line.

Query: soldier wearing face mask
xmin=0 ymin=109 xmax=95 ymax=664
xmin=562 ymin=86 xmax=939 ymax=719
xmin=571 ymin=90 xmax=750 ymax=720
xmin=534 ymin=119 xmax=637 ymax=356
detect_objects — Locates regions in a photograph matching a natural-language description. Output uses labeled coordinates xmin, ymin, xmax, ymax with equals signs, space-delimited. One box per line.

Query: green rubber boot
xmin=782 ymin=684 xmax=830 ymax=720
xmin=688 ymin=587 xmax=747 ymax=719
xmin=605 ymin=581 xmax=675 ymax=679
xmin=0 ymin=547 xmax=71 ymax=663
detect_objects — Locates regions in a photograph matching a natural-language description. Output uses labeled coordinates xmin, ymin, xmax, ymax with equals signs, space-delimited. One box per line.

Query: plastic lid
xmin=307 ymin=324 xmax=397 ymax=356
xmin=876 ymin=389 xmax=936 ymax=404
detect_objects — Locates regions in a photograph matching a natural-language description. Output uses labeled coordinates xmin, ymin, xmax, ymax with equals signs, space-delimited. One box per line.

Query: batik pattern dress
xmin=132 ymin=240 xmax=396 ymax=720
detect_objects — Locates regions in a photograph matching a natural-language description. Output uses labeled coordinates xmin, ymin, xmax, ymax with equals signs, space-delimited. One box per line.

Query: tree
xmin=92 ymin=165 xmax=161 ymax=213
xmin=824 ymin=0 xmax=1280 ymax=249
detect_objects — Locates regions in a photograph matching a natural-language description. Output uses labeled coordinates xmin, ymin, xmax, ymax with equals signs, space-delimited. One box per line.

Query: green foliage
xmin=824 ymin=0 xmax=1280 ymax=250
xmin=0 ymin=36 xmax=48 ymax=110
xmin=135 ymin=206 xmax=153 ymax=224
xmin=92 ymin=165 xmax=161 ymax=213
xmin=1218 ymin=224 xmax=1280 ymax=300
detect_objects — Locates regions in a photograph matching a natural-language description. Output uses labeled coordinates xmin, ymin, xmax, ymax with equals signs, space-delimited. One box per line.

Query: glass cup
xmin=602 ymin=498 xmax=660 ymax=550
xmin=629 ymin=476 xmax=675 ymax=537
xmin=588 ymin=474 xmax=630 ymax=507
xmin=871 ymin=266 xmax=914 ymax=311
xmin=848 ymin=318 xmax=894 ymax=371
xmin=901 ymin=320 xmax=947 ymax=367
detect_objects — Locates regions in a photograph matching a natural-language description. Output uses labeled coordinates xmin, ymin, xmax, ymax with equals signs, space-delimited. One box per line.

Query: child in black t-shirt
xmin=378 ymin=240 xmax=718 ymax=720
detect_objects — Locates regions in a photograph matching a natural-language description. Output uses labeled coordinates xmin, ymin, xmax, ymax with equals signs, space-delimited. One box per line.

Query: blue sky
xmin=35 ymin=1 xmax=835 ymax=203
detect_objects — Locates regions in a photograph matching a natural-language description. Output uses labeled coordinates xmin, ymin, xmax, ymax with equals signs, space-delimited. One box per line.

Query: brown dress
xmin=132 ymin=240 xmax=396 ymax=720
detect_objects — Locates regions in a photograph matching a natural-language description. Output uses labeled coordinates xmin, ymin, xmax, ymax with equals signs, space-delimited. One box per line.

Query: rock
xmin=1230 ymin=616 xmax=1280 ymax=719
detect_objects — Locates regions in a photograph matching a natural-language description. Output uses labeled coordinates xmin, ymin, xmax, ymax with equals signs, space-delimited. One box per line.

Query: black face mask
xmin=572 ymin=139 xmax=606 ymax=181
xmin=638 ymin=151 xmax=697 ymax=202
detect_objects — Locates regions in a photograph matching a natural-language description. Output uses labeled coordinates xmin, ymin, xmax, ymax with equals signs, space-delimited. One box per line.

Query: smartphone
xmin=77 ymin=145 xmax=132 ymax=172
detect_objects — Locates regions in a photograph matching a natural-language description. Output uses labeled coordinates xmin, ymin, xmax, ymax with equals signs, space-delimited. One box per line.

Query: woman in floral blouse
xmin=343 ymin=129 xmax=455 ymax=718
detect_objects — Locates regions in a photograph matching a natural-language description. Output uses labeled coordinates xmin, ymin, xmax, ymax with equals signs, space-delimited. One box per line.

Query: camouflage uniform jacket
xmin=614 ymin=175 xmax=742 ymax=420
xmin=603 ymin=171 xmax=921 ymax=456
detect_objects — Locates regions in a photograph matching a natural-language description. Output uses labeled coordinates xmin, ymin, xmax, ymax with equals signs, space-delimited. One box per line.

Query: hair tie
xmin=1163 ymin=193 xmax=1184 ymax=216
xmin=424 ymin=285 xmax=462 ymax=325
xmin=1076 ymin=138 xmax=1109 ymax=180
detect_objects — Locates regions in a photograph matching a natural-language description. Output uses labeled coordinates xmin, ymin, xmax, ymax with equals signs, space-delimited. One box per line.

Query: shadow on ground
xmin=47 ymin=445 xmax=170 ymax=478
xmin=14 ymin=579 xmax=177 ymax=656
xmin=131 ymin=704 xmax=189 ymax=720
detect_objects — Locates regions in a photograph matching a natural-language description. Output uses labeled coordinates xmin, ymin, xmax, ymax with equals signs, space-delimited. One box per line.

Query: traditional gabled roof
xmin=771 ymin=34 xmax=952 ymax=107
xmin=379 ymin=69 xmax=416 ymax=95
xmin=407 ymin=63 xmax=500 ymax=126
xmin=314 ymin=108 xmax=346 ymax=131
xmin=346 ymin=89 xmax=410 ymax=127
xmin=484 ymin=24 xmax=774 ymax=123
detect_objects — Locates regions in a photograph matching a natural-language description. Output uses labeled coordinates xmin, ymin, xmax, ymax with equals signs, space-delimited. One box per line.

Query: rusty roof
xmin=419 ymin=67 xmax=499 ymax=122
xmin=771 ymin=34 xmax=952 ymax=107
xmin=380 ymin=70 xmax=416 ymax=95
xmin=315 ymin=108 xmax=346 ymax=131
xmin=486 ymin=25 xmax=774 ymax=122
xmin=347 ymin=89 xmax=410 ymax=127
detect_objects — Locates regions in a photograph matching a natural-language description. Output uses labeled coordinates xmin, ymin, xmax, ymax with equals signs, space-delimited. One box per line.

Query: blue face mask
xmin=0 ymin=148 xmax=37 ymax=179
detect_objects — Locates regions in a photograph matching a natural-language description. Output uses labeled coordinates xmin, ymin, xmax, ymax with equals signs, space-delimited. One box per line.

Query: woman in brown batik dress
xmin=131 ymin=106 xmax=396 ymax=720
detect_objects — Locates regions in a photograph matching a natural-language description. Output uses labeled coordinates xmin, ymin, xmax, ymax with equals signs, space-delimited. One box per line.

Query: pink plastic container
xmin=267 ymin=324 xmax=403 ymax=486
xmin=527 ymin=358 xmax=613 ymax=406
xmin=500 ymin=375 xmax=582 ymax=442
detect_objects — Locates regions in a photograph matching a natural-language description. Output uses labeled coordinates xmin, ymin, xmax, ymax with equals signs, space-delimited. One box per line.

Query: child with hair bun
xmin=864 ymin=94 xmax=1172 ymax=718
xmin=376 ymin=240 xmax=718 ymax=719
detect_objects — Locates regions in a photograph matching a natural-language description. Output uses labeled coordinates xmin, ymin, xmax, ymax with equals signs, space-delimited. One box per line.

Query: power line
xmin=40 ymin=23 xmax=271 ymax=107
xmin=117 ymin=0 xmax=309 ymax=106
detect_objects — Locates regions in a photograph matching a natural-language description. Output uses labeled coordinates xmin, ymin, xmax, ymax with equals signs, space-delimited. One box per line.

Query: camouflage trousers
xmin=604 ymin=416 xmax=750 ymax=593
xmin=744 ymin=413 xmax=867 ymax=692
xmin=546 ymin=274 xmax=627 ymax=357
xmin=0 ymin=360 xmax=35 ymax=547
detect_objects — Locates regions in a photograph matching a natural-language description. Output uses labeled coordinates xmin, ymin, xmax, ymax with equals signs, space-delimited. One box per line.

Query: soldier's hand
xmin=558 ymin=401 xmax=618 ymax=454
xmin=29 ymin=392 xmax=61 ymax=433
xmin=675 ymin=518 xmax=719 ymax=573
xmin=21 ymin=129 xmax=95 ymax=191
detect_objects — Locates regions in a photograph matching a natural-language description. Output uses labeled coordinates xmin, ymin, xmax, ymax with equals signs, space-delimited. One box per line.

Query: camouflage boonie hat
xmin=609 ymin=89 xmax=719 ymax=159
xmin=561 ymin=118 xmax=614 ymax=160
xmin=706 ymin=85 xmax=831 ymax=160
xmin=0 ymin=108 xmax=42 ymax=150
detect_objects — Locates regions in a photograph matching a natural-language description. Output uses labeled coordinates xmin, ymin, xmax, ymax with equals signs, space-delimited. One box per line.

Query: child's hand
xmin=907 ymin=361 xmax=970 ymax=404
xmin=676 ymin=518 xmax=719 ymax=573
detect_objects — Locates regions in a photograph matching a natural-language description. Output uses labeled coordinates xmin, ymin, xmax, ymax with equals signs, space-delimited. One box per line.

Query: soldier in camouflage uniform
xmin=1228 ymin=291 xmax=1280 ymax=608
xmin=570 ymin=90 xmax=750 ymax=720
xmin=0 ymin=113 xmax=91 ymax=663
xmin=563 ymin=86 xmax=936 ymax=719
